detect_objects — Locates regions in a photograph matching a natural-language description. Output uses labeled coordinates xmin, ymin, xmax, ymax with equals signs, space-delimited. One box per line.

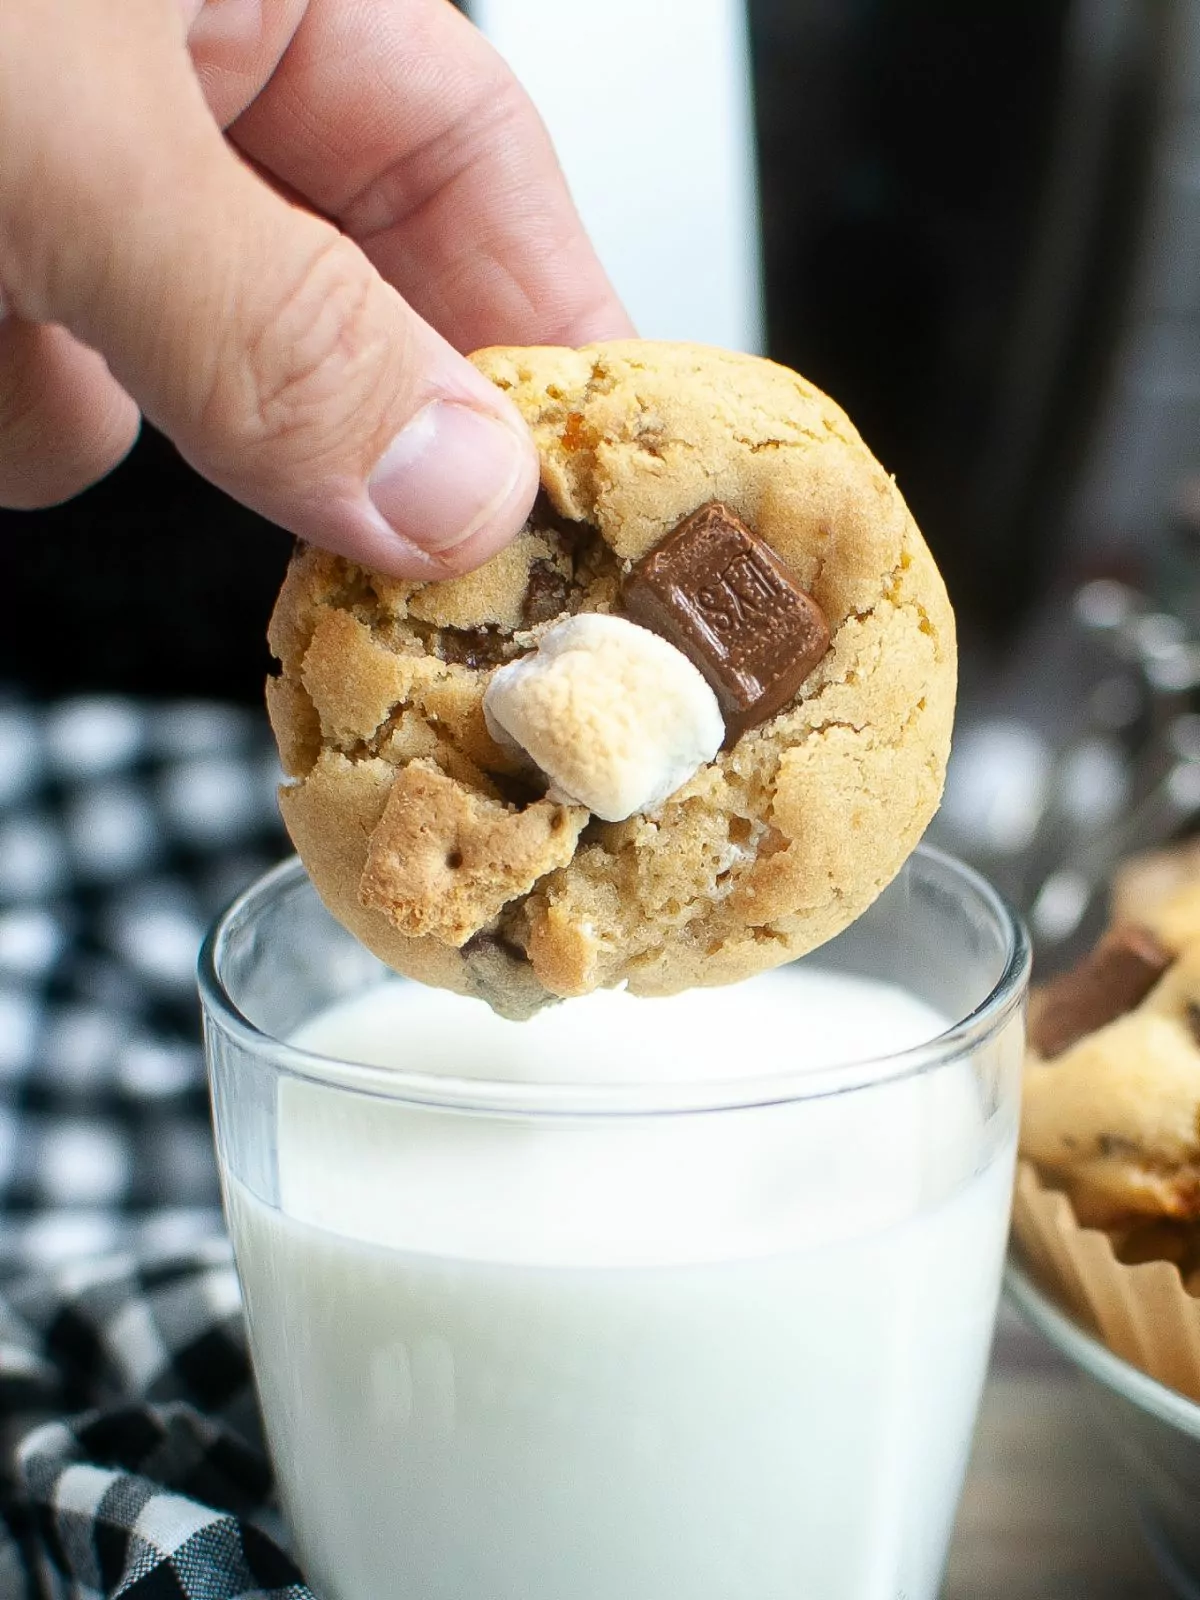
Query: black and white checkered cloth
xmin=0 ymin=692 xmax=315 ymax=1597
xmin=0 ymin=693 xmax=285 ymax=1266
xmin=0 ymin=1244 xmax=310 ymax=1597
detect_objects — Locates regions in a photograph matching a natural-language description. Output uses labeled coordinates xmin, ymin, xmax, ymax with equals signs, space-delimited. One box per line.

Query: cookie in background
xmin=1016 ymin=835 xmax=1200 ymax=1401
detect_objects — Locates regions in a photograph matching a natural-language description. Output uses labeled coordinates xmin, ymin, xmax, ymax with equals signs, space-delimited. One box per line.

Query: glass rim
xmin=197 ymin=845 xmax=1031 ymax=1117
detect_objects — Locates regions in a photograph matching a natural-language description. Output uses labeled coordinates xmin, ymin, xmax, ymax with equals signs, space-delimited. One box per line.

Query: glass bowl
xmin=1007 ymin=1260 xmax=1200 ymax=1598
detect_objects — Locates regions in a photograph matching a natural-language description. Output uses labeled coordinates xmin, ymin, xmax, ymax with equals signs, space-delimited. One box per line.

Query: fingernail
xmin=368 ymin=401 xmax=529 ymax=554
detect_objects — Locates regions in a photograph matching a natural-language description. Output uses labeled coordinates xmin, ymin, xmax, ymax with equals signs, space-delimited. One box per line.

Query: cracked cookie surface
xmin=267 ymin=340 xmax=956 ymax=1017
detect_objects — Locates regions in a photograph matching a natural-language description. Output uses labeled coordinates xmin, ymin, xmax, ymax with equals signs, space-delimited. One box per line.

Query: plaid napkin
xmin=0 ymin=693 xmax=285 ymax=1266
xmin=0 ymin=692 xmax=315 ymax=1597
xmin=0 ymin=1243 xmax=311 ymax=1598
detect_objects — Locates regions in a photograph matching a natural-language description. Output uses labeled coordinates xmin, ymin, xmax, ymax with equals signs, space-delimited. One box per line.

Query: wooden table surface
xmin=944 ymin=1299 xmax=1177 ymax=1599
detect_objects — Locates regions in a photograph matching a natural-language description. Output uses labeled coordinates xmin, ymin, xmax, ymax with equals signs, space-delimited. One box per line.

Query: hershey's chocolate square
xmin=622 ymin=502 xmax=830 ymax=740
xmin=1027 ymin=923 xmax=1173 ymax=1060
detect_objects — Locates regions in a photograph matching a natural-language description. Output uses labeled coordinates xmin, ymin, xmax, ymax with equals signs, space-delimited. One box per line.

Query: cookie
xmin=267 ymin=340 xmax=956 ymax=1018
xmin=1022 ymin=903 xmax=1200 ymax=1225
xmin=1111 ymin=836 xmax=1200 ymax=928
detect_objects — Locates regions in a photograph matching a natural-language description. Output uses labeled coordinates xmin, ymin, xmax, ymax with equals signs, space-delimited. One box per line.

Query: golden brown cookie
xmin=267 ymin=341 xmax=956 ymax=1017
xmin=1111 ymin=836 xmax=1200 ymax=928
xmin=1023 ymin=902 xmax=1200 ymax=1226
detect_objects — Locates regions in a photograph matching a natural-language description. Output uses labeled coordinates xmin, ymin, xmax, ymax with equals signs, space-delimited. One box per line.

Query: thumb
xmin=20 ymin=115 xmax=539 ymax=578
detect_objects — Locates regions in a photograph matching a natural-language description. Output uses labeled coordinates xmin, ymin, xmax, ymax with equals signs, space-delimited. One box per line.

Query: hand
xmin=0 ymin=0 xmax=632 ymax=577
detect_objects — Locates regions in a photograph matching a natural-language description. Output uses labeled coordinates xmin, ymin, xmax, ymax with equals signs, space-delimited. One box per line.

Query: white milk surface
xmin=223 ymin=969 xmax=1015 ymax=1600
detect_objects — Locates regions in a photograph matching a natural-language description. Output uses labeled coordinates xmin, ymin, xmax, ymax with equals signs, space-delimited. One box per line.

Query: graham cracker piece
xmin=359 ymin=760 xmax=587 ymax=946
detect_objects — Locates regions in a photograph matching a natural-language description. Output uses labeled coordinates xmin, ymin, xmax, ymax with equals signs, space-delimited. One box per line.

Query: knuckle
xmin=343 ymin=71 xmax=532 ymax=244
xmin=223 ymin=231 xmax=400 ymax=463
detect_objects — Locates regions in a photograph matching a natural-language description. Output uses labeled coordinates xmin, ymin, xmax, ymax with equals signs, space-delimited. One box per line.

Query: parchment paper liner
xmin=1013 ymin=1161 xmax=1200 ymax=1402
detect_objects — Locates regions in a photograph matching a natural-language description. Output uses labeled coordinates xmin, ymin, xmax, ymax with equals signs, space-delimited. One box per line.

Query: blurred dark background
xmin=0 ymin=0 xmax=1195 ymax=706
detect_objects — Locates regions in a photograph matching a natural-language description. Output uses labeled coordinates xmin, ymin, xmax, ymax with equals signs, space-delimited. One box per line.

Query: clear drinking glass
xmin=200 ymin=844 xmax=1029 ymax=1600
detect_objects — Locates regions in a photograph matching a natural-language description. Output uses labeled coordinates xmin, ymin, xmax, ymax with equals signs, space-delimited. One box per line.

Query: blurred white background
xmin=469 ymin=0 xmax=764 ymax=352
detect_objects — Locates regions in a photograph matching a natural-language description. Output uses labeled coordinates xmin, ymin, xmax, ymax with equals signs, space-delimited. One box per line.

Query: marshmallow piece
xmin=483 ymin=615 xmax=724 ymax=822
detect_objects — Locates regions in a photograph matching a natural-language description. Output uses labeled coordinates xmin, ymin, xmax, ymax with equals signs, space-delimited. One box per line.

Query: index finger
xmin=229 ymin=0 xmax=634 ymax=353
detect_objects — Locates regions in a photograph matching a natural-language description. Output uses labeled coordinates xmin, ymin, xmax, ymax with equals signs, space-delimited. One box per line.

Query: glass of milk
xmin=200 ymin=844 xmax=1028 ymax=1600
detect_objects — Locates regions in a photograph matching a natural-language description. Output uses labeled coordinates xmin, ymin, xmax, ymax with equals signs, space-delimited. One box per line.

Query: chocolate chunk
xmin=437 ymin=627 xmax=513 ymax=670
xmin=522 ymin=561 xmax=572 ymax=626
xmin=525 ymin=489 xmax=585 ymax=555
xmin=462 ymin=929 xmax=530 ymax=966
xmin=622 ymin=502 xmax=830 ymax=740
xmin=1027 ymin=924 xmax=1173 ymax=1060
xmin=1097 ymin=1133 xmax=1141 ymax=1159
xmin=461 ymin=929 xmax=551 ymax=1021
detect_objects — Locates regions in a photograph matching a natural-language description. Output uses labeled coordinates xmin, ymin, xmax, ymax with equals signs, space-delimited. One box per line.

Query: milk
xmin=222 ymin=969 xmax=1016 ymax=1600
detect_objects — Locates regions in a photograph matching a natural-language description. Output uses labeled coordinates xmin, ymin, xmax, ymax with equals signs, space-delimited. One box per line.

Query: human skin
xmin=0 ymin=0 xmax=632 ymax=576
